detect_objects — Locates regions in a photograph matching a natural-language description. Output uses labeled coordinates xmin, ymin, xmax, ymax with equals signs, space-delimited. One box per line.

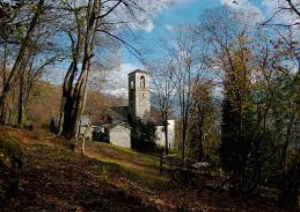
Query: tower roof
xmin=128 ymin=69 xmax=148 ymax=75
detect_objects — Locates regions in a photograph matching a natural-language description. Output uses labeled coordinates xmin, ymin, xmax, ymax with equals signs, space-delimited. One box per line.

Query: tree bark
xmin=17 ymin=74 xmax=24 ymax=128
xmin=60 ymin=0 xmax=97 ymax=140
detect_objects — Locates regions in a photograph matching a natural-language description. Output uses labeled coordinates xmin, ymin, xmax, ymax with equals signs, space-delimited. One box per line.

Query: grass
xmin=89 ymin=141 xmax=158 ymax=166
xmin=86 ymin=141 xmax=166 ymax=180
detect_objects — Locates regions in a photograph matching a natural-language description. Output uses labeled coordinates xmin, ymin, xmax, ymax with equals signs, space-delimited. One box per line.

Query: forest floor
xmin=0 ymin=126 xmax=283 ymax=212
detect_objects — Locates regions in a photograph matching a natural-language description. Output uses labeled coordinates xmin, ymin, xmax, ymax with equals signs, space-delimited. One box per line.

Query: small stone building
xmin=155 ymin=120 xmax=176 ymax=149
xmin=108 ymin=125 xmax=131 ymax=148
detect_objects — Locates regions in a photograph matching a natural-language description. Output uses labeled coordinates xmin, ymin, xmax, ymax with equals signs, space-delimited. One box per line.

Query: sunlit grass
xmin=86 ymin=141 xmax=166 ymax=181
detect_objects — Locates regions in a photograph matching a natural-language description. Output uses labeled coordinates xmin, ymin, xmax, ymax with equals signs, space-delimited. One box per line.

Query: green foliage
xmin=219 ymin=49 xmax=263 ymax=193
xmin=220 ymin=96 xmax=251 ymax=172
xmin=188 ymin=81 xmax=218 ymax=162
xmin=130 ymin=118 xmax=157 ymax=153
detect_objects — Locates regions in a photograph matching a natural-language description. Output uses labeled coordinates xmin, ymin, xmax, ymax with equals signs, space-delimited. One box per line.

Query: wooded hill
xmin=24 ymin=82 xmax=125 ymax=129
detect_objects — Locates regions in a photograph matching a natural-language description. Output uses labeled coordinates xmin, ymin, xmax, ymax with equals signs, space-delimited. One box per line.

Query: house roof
xmin=110 ymin=106 xmax=129 ymax=123
xmin=128 ymin=69 xmax=148 ymax=75
xmin=109 ymin=124 xmax=131 ymax=130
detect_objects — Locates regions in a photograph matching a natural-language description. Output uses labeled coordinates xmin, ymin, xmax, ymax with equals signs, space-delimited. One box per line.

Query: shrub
xmin=130 ymin=117 xmax=157 ymax=153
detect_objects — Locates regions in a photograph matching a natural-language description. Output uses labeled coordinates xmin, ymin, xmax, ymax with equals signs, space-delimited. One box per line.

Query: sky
xmin=112 ymin=0 xmax=260 ymax=90
xmin=38 ymin=0 xmax=299 ymax=91
xmin=113 ymin=0 xmax=221 ymax=90
xmin=120 ymin=0 xmax=220 ymax=70
xmin=108 ymin=0 xmax=300 ymax=91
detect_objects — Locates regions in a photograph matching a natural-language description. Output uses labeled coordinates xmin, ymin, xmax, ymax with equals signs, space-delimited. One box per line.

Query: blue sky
xmin=120 ymin=0 xmax=221 ymax=77
xmin=115 ymin=0 xmax=298 ymax=89
xmin=117 ymin=0 xmax=261 ymax=89
xmin=153 ymin=0 xmax=220 ymax=29
xmin=44 ymin=0 xmax=296 ymax=89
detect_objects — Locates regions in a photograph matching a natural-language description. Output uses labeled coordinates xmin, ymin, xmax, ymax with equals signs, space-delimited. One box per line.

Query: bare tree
xmin=57 ymin=0 xmax=151 ymax=143
xmin=189 ymin=80 xmax=217 ymax=161
xmin=0 ymin=0 xmax=46 ymax=124
xmin=168 ymin=24 xmax=208 ymax=161
xmin=148 ymin=59 xmax=177 ymax=155
xmin=0 ymin=0 xmax=64 ymax=126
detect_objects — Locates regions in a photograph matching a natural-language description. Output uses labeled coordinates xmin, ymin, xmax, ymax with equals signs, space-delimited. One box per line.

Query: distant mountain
xmin=103 ymin=88 xmax=128 ymax=99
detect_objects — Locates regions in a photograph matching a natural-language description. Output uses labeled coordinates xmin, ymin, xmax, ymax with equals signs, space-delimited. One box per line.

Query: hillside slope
xmin=0 ymin=127 xmax=280 ymax=212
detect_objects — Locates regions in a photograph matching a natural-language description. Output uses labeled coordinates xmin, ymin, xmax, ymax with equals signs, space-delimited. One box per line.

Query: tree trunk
xmin=17 ymin=74 xmax=24 ymax=128
xmin=57 ymin=95 xmax=65 ymax=135
xmin=81 ymin=137 xmax=86 ymax=155
xmin=277 ymin=129 xmax=290 ymax=208
xmin=60 ymin=0 xmax=97 ymax=140
xmin=197 ymin=107 xmax=205 ymax=162
xmin=182 ymin=117 xmax=187 ymax=162
xmin=164 ymin=119 xmax=169 ymax=155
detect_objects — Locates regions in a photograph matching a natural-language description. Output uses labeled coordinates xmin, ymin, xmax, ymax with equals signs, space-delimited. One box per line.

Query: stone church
xmin=98 ymin=69 xmax=175 ymax=149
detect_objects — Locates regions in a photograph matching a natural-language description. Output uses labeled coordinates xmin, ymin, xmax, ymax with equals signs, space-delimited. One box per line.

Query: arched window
xmin=130 ymin=80 xmax=134 ymax=89
xmin=140 ymin=76 xmax=145 ymax=88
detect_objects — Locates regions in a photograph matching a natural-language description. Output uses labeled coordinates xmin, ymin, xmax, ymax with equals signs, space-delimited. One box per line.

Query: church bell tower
xmin=128 ymin=69 xmax=150 ymax=119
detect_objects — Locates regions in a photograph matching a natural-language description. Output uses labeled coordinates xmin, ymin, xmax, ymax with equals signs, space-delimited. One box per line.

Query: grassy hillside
xmin=0 ymin=127 xmax=280 ymax=211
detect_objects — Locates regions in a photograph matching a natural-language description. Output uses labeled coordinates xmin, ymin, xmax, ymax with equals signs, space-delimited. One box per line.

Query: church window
xmin=130 ymin=80 xmax=134 ymax=89
xmin=140 ymin=76 xmax=145 ymax=88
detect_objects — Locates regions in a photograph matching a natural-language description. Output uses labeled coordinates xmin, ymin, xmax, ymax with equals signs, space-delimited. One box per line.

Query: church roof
xmin=110 ymin=106 xmax=129 ymax=123
xmin=128 ymin=69 xmax=148 ymax=75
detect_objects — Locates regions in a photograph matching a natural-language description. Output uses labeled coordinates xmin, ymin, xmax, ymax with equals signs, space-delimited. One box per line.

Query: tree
xmin=166 ymin=24 xmax=208 ymax=161
xmin=254 ymin=33 xmax=300 ymax=208
xmin=198 ymin=6 xmax=266 ymax=192
xmin=148 ymin=59 xmax=177 ymax=155
xmin=0 ymin=0 xmax=63 ymax=127
xmin=57 ymin=0 xmax=150 ymax=141
xmin=0 ymin=0 xmax=23 ymax=36
xmin=254 ymin=23 xmax=300 ymax=208
xmin=189 ymin=80 xmax=217 ymax=162
xmin=0 ymin=0 xmax=64 ymax=127
xmin=219 ymin=49 xmax=255 ymax=184
xmin=17 ymin=23 xmax=63 ymax=128
xmin=262 ymin=2 xmax=300 ymax=207
xmin=0 ymin=0 xmax=47 ymax=124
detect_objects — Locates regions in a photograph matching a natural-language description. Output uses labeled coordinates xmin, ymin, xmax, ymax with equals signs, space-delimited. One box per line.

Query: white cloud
xmin=62 ymin=0 xmax=199 ymax=33
xmin=220 ymin=0 xmax=264 ymax=23
xmin=101 ymin=62 xmax=144 ymax=98
xmin=133 ymin=17 xmax=155 ymax=32
xmin=117 ymin=0 xmax=195 ymax=32
xmin=221 ymin=0 xmax=300 ymax=26
xmin=105 ymin=62 xmax=142 ymax=90
xmin=165 ymin=24 xmax=174 ymax=31
xmin=262 ymin=0 xmax=300 ymax=25
xmin=63 ymin=0 xmax=194 ymax=32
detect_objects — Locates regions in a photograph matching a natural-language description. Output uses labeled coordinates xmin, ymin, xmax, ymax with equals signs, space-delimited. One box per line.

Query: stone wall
xmin=109 ymin=125 xmax=131 ymax=148
xmin=128 ymin=70 xmax=150 ymax=119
